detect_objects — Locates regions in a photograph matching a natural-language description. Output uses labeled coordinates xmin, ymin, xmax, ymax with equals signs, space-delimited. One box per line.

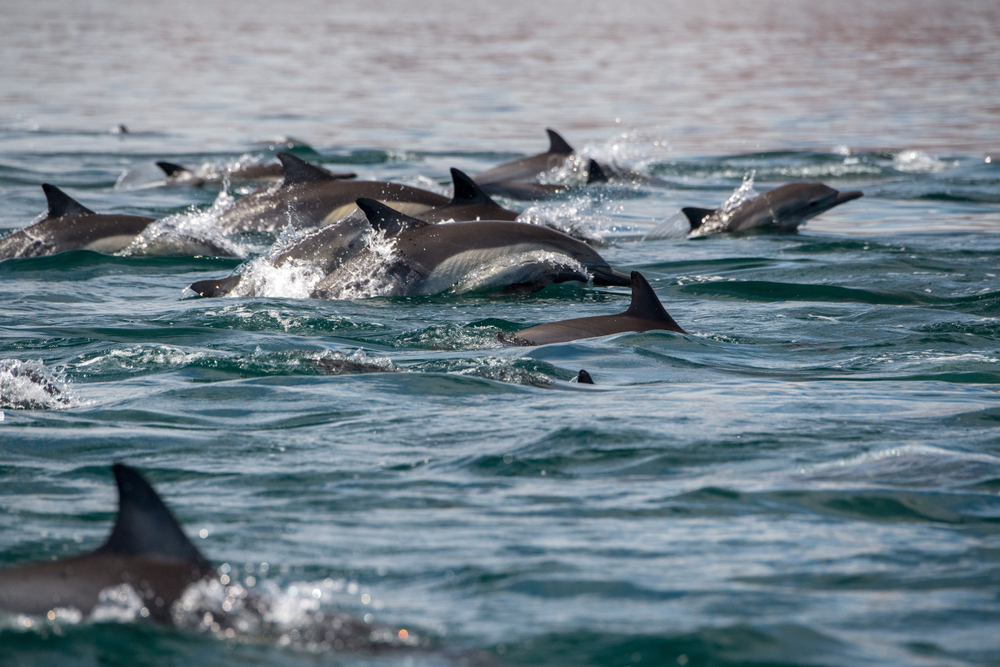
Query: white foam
xmin=0 ymin=359 xmax=72 ymax=410
xmin=119 ymin=190 xmax=244 ymax=258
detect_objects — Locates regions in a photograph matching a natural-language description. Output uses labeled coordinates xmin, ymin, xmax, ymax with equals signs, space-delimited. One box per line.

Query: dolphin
xmin=414 ymin=168 xmax=519 ymax=223
xmin=0 ymin=185 xmax=236 ymax=260
xmin=155 ymin=159 xmax=357 ymax=187
xmin=213 ymin=153 xmax=450 ymax=234
xmin=0 ymin=464 xmax=212 ymax=623
xmin=680 ymin=183 xmax=863 ymax=237
xmin=576 ymin=370 xmax=595 ymax=384
xmin=311 ymin=198 xmax=632 ymax=297
xmin=472 ymin=130 xmax=608 ymax=200
xmin=500 ymin=271 xmax=686 ymax=345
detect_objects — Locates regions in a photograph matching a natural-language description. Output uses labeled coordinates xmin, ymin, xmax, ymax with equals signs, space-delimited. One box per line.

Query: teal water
xmin=2 ymin=1 xmax=1000 ymax=666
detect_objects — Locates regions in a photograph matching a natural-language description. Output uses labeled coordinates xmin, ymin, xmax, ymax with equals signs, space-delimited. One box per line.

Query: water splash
xmin=0 ymin=359 xmax=72 ymax=410
xmin=310 ymin=229 xmax=409 ymax=299
xmin=119 ymin=191 xmax=244 ymax=258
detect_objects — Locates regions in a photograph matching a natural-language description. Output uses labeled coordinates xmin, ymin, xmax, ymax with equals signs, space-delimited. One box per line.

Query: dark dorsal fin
xmin=156 ymin=162 xmax=190 ymax=177
xmin=356 ymin=198 xmax=431 ymax=236
xmin=546 ymin=129 xmax=574 ymax=155
xmin=586 ymin=159 xmax=609 ymax=184
xmin=576 ymin=369 xmax=595 ymax=385
xmin=277 ymin=153 xmax=336 ymax=186
xmin=42 ymin=184 xmax=95 ymax=219
xmin=96 ymin=464 xmax=210 ymax=569
xmin=681 ymin=207 xmax=716 ymax=231
xmin=188 ymin=274 xmax=243 ymax=298
xmin=623 ymin=272 xmax=687 ymax=333
xmin=449 ymin=168 xmax=501 ymax=206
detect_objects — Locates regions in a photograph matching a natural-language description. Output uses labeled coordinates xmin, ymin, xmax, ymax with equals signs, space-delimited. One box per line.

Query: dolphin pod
xmin=500 ymin=271 xmax=686 ymax=346
xmin=0 ymin=464 xmax=211 ymax=622
xmin=0 ymin=185 xmax=237 ymax=260
xmin=682 ymin=182 xmax=863 ymax=237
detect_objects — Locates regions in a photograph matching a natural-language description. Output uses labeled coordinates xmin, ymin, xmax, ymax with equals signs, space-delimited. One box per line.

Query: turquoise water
xmin=2 ymin=1 xmax=1000 ymax=665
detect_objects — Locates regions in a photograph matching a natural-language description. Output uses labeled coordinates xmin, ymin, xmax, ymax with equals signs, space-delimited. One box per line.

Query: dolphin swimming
xmin=678 ymin=182 xmax=863 ymax=237
xmin=413 ymin=168 xmax=519 ymax=223
xmin=155 ymin=159 xmax=357 ymax=187
xmin=500 ymin=271 xmax=686 ymax=345
xmin=0 ymin=185 xmax=236 ymax=260
xmin=472 ymin=129 xmax=607 ymax=200
xmin=213 ymin=153 xmax=450 ymax=234
xmin=0 ymin=464 xmax=212 ymax=622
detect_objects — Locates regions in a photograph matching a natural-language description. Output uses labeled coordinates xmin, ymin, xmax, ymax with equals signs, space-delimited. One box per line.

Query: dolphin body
xmin=413 ymin=169 xmax=519 ymax=223
xmin=156 ymin=159 xmax=357 ymax=188
xmin=681 ymin=183 xmax=863 ymax=237
xmin=213 ymin=154 xmax=450 ymax=234
xmin=500 ymin=271 xmax=686 ymax=345
xmin=0 ymin=464 xmax=211 ymax=622
xmin=473 ymin=129 xmax=608 ymax=200
xmin=0 ymin=185 xmax=235 ymax=260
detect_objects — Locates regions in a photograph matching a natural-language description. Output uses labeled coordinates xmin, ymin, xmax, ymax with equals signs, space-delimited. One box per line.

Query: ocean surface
xmin=1 ymin=1 xmax=999 ymax=665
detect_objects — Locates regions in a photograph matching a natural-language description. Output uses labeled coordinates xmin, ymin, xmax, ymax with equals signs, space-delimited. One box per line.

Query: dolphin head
xmin=764 ymin=183 xmax=863 ymax=228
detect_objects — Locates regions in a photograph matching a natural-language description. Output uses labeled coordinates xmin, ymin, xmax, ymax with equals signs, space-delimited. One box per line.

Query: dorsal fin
xmin=41 ymin=184 xmax=95 ymax=219
xmin=623 ymin=272 xmax=686 ymax=333
xmin=546 ymin=129 xmax=574 ymax=155
xmin=356 ymin=198 xmax=430 ymax=236
xmin=576 ymin=369 xmax=595 ymax=385
xmin=277 ymin=153 xmax=336 ymax=186
xmin=156 ymin=162 xmax=189 ymax=177
xmin=449 ymin=168 xmax=501 ymax=206
xmin=188 ymin=274 xmax=243 ymax=298
xmin=96 ymin=464 xmax=209 ymax=568
xmin=586 ymin=159 xmax=609 ymax=184
xmin=681 ymin=207 xmax=716 ymax=230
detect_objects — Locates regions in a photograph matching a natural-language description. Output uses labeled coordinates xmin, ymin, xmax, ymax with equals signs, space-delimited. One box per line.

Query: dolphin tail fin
xmin=277 ymin=153 xmax=336 ymax=185
xmin=576 ymin=369 xmax=595 ymax=385
xmin=41 ymin=184 xmax=95 ymax=219
xmin=356 ymin=198 xmax=430 ymax=236
xmin=96 ymin=464 xmax=210 ymax=569
xmin=586 ymin=159 xmax=609 ymax=185
xmin=188 ymin=274 xmax=243 ymax=298
xmin=449 ymin=168 xmax=501 ymax=207
xmin=681 ymin=207 xmax=715 ymax=231
xmin=623 ymin=272 xmax=686 ymax=334
xmin=156 ymin=162 xmax=190 ymax=177
xmin=546 ymin=129 xmax=574 ymax=155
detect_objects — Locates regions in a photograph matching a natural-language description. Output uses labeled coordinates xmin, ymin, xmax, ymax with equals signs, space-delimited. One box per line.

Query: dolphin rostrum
xmin=680 ymin=182 xmax=863 ymax=237
xmin=0 ymin=185 xmax=236 ymax=260
xmin=213 ymin=153 xmax=450 ymax=234
xmin=0 ymin=464 xmax=212 ymax=622
xmin=472 ymin=129 xmax=607 ymax=200
xmin=500 ymin=271 xmax=686 ymax=345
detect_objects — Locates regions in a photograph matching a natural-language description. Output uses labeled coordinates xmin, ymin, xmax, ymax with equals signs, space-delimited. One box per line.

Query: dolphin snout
xmin=835 ymin=189 xmax=863 ymax=204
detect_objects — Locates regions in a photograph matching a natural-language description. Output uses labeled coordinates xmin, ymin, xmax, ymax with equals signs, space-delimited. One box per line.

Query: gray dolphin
xmin=156 ymin=159 xmax=357 ymax=187
xmin=500 ymin=271 xmax=686 ymax=345
xmin=314 ymin=198 xmax=631 ymax=297
xmin=472 ymin=130 xmax=607 ymax=200
xmin=681 ymin=183 xmax=863 ymax=237
xmin=0 ymin=464 xmax=211 ymax=622
xmin=414 ymin=168 xmax=520 ymax=223
xmin=0 ymin=185 xmax=238 ymax=260
xmin=213 ymin=153 xmax=450 ymax=233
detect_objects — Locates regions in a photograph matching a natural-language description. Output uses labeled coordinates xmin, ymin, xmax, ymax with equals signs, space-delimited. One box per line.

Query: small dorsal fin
xmin=277 ymin=153 xmax=336 ymax=186
xmin=623 ymin=272 xmax=686 ymax=333
xmin=586 ymin=159 xmax=609 ymax=184
xmin=450 ymin=168 xmax=500 ymax=206
xmin=681 ymin=207 xmax=715 ymax=230
xmin=41 ymin=184 xmax=95 ymax=219
xmin=188 ymin=274 xmax=243 ymax=298
xmin=356 ymin=198 xmax=430 ymax=236
xmin=156 ymin=162 xmax=190 ymax=177
xmin=546 ymin=129 xmax=574 ymax=155
xmin=96 ymin=464 xmax=209 ymax=568
xmin=576 ymin=369 xmax=595 ymax=385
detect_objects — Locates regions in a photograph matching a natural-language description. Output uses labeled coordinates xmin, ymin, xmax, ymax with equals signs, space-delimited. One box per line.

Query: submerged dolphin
xmin=0 ymin=185 xmax=235 ymax=260
xmin=473 ymin=130 xmax=608 ymax=200
xmin=213 ymin=153 xmax=449 ymax=233
xmin=500 ymin=271 xmax=686 ymax=345
xmin=680 ymin=183 xmax=863 ymax=237
xmin=156 ymin=159 xmax=357 ymax=187
xmin=0 ymin=464 xmax=211 ymax=622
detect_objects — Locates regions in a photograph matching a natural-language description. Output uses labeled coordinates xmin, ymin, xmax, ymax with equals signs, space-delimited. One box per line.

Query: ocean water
xmin=1 ymin=1 xmax=999 ymax=665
